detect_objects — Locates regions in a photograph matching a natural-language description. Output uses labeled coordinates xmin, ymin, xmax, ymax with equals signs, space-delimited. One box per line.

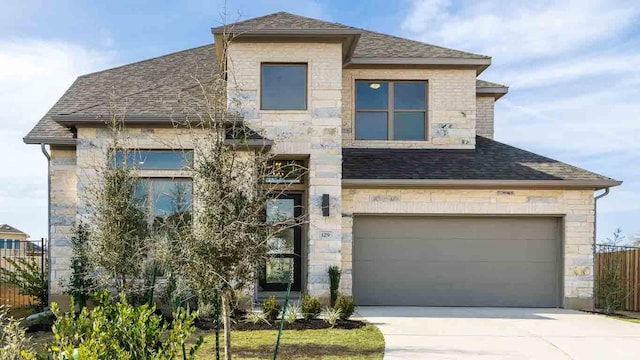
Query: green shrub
xmin=328 ymin=266 xmax=341 ymax=306
xmin=334 ymin=294 xmax=355 ymax=320
xmin=284 ymin=302 xmax=300 ymax=324
xmin=49 ymin=292 xmax=201 ymax=360
xmin=0 ymin=305 xmax=36 ymax=359
xmin=0 ymin=257 xmax=48 ymax=311
xmin=260 ymin=296 xmax=281 ymax=322
xmin=243 ymin=311 xmax=270 ymax=325
xmin=323 ymin=306 xmax=341 ymax=328
xmin=301 ymin=294 xmax=322 ymax=320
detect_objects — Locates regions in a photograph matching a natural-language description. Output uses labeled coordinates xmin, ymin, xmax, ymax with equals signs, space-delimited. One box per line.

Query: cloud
xmin=402 ymin=0 xmax=640 ymax=63
xmin=0 ymin=38 xmax=115 ymax=239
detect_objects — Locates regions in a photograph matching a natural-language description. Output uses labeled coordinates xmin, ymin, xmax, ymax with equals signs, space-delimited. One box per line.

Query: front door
xmin=260 ymin=193 xmax=302 ymax=291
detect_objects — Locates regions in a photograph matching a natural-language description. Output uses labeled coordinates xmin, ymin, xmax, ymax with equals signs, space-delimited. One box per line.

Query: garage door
xmin=353 ymin=216 xmax=561 ymax=307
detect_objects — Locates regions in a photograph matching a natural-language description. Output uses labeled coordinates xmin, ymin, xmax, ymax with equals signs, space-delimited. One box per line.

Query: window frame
xmin=260 ymin=63 xmax=308 ymax=111
xmin=355 ymin=80 xmax=428 ymax=141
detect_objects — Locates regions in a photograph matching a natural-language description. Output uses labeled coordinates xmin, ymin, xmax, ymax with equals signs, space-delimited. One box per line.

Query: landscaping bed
xmin=232 ymin=318 xmax=366 ymax=331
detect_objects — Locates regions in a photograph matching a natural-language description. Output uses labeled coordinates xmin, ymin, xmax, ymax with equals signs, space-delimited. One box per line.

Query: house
xmin=0 ymin=224 xmax=28 ymax=254
xmin=24 ymin=12 xmax=621 ymax=309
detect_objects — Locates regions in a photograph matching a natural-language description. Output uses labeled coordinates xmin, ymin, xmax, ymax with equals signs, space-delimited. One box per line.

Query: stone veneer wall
xmin=342 ymin=68 xmax=477 ymax=149
xmin=476 ymin=96 xmax=495 ymax=139
xmin=49 ymin=146 xmax=78 ymax=295
xmin=341 ymin=188 xmax=596 ymax=309
xmin=226 ymin=41 xmax=343 ymax=300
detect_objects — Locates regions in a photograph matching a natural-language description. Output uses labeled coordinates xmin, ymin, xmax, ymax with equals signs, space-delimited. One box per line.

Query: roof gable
xmin=0 ymin=224 xmax=27 ymax=236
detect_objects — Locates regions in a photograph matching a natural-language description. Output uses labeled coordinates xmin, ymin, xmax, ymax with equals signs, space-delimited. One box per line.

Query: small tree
xmin=0 ymin=257 xmax=48 ymax=311
xmin=83 ymin=112 xmax=151 ymax=300
xmin=65 ymin=222 xmax=96 ymax=309
xmin=164 ymin=37 xmax=307 ymax=358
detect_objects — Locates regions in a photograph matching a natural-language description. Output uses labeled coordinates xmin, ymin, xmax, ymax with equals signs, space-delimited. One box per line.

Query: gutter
xmin=592 ymin=187 xmax=611 ymax=311
xmin=40 ymin=144 xmax=52 ymax=306
xmin=342 ymin=178 xmax=623 ymax=189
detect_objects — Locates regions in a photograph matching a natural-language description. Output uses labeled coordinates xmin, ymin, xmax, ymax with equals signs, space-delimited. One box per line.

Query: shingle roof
xmin=476 ymin=79 xmax=507 ymax=88
xmin=25 ymin=12 xmax=493 ymax=144
xmin=25 ymin=44 xmax=217 ymax=143
xmin=342 ymin=136 xmax=620 ymax=187
xmin=215 ymin=12 xmax=489 ymax=60
xmin=0 ymin=224 xmax=27 ymax=236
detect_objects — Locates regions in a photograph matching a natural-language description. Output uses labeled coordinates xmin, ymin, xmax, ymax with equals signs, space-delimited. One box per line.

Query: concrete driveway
xmin=356 ymin=307 xmax=640 ymax=359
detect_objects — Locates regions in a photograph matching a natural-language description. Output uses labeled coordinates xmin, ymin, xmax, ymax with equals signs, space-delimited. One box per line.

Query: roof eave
xmin=51 ymin=114 xmax=244 ymax=127
xmin=341 ymin=179 xmax=622 ymax=190
xmin=23 ymin=136 xmax=76 ymax=146
xmin=477 ymin=86 xmax=509 ymax=100
xmin=345 ymin=57 xmax=491 ymax=74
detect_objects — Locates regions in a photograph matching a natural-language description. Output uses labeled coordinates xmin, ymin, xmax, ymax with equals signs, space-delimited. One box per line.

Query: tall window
xmin=261 ymin=64 xmax=307 ymax=110
xmin=355 ymin=80 xmax=427 ymax=141
xmin=136 ymin=179 xmax=193 ymax=218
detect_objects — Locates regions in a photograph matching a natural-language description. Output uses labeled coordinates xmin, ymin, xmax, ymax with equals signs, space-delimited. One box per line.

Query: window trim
xmin=355 ymin=80 xmax=429 ymax=141
xmin=260 ymin=63 xmax=308 ymax=111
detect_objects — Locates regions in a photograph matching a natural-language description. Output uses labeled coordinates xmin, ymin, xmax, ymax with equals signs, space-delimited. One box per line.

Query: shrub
xmin=323 ymin=306 xmax=341 ymax=328
xmin=0 ymin=305 xmax=36 ymax=359
xmin=328 ymin=266 xmax=341 ymax=306
xmin=0 ymin=257 xmax=48 ymax=311
xmin=334 ymin=294 xmax=355 ymax=320
xmin=284 ymin=302 xmax=300 ymax=324
xmin=243 ymin=311 xmax=270 ymax=325
xmin=260 ymin=296 xmax=281 ymax=322
xmin=65 ymin=222 xmax=96 ymax=309
xmin=301 ymin=294 xmax=322 ymax=320
xmin=596 ymin=254 xmax=627 ymax=314
xmin=49 ymin=292 xmax=201 ymax=360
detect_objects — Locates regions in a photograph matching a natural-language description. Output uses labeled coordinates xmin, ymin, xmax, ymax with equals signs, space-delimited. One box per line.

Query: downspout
xmin=592 ymin=187 xmax=610 ymax=311
xmin=40 ymin=143 xmax=52 ymax=305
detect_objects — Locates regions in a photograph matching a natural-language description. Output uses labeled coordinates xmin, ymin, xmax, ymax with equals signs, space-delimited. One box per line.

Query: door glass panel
xmin=268 ymin=229 xmax=294 ymax=254
xmin=266 ymin=258 xmax=293 ymax=284
xmin=266 ymin=198 xmax=295 ymax=223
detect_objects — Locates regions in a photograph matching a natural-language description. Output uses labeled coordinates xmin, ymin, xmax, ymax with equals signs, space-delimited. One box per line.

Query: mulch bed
xmin=195 ymin=317 xmax=366 ymax=331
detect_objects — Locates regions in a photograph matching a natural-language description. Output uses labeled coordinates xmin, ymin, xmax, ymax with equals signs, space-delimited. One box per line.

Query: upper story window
xmin=355 ymin=80 xmax=427 ymax=141
xmin=115 ymin=150 xmax=193 ymax=170
xmin=261 ymin=64 xmax=307 ymax=110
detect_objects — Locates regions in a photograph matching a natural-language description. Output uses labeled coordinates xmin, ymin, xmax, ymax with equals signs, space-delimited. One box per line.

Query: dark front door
xmin=260 ymin=194 xmax=302 ymax=291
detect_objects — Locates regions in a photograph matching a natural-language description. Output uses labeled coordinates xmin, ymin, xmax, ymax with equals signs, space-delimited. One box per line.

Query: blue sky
xmin=1 ymin=0 xmax=639 ymax=244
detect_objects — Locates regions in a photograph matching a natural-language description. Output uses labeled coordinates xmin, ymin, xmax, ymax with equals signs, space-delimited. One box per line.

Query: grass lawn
xmin=606 ymin=315 xmax=640 ymax=324
xmin=192 ymin=324 xmax=385 ymax=360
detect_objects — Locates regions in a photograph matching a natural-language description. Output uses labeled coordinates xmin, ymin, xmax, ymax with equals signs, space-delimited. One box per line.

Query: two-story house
xmin=24 ymin=12 xmax=620 ymax=310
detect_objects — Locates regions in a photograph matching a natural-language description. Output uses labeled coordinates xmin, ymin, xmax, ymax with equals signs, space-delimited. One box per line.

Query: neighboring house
xmin=24 ymin=12 xmax=621 ymax=309
xmin=0 ymin=224 xmax=28 ymax=254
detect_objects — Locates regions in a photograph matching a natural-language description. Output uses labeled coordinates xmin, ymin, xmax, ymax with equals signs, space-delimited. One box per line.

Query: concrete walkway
xmin=356 ymin=307 xmax=640 ymax=359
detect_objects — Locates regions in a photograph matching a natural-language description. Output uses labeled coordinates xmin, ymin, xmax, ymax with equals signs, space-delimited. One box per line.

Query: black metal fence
xmin=0 ymin=238 xmax=46 ymax=308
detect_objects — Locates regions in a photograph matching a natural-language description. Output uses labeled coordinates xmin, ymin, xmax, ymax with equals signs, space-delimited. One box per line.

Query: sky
xmin=0 ymin=0 xmax=639 ymax=244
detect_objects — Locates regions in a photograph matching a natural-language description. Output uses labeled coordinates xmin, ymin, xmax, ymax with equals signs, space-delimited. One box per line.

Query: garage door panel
xmin=353 ymin=216 xmax=561 ymax=307
xmin=356 ymin=237 xmax=558 ymax=263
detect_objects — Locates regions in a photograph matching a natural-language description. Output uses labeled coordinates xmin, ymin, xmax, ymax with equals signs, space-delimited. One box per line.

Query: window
xmin=6 ymin=240 xmax=12 ymax=250
xmin=14 ymin=240 xmax=20 ymax=250
xmin=261 ymin=64 xmax=307 ymax=110
xmin=266 ymin=160 xmax=305 ymax=184
xmin=115 ymin=150 xmax=193 ymax=170
xmin=137 ymin=179 xmax=193 ymax=218
xmin=355 ymin=80 xmax=427 ymax=141
xmin=0 ymin=239 xmax=4 ymax=249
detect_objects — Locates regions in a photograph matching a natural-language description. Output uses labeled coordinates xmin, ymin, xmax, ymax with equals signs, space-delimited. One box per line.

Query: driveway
xmin=356 ymin=307 xmax=640 ymax=359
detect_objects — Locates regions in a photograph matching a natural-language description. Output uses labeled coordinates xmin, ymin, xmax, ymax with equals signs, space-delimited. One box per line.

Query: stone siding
xmin=342 ymin=68 xmax=477 ymax=149
xmin=477 ymin=96 xmax=495 ymax=139
xmin=49 ymin=146 xmax=78 ymax=294
xmin=226 ymin=41 xmax=343 ymax=300
xmin=341 ymin=188 xmax=596 ymax=309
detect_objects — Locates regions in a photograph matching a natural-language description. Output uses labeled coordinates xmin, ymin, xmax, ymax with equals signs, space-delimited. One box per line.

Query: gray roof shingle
xmin=25 ymin=12 xmax=492 ymax=144
xmin=0 ymin=224 xmax=27 ymax=236
xmin=25 ymin=44 xmax=217 ymax=143
xmin=342 ymin=136 xmax=620 ymax=187
xmin=476 ymin=79 xmax=507 ymax=88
